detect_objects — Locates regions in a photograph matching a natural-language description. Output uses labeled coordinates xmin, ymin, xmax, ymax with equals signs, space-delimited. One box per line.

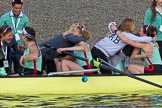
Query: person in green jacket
xmin=0 ymin=0 xmax=30 ymax=74
xmin=144 ymin=0 xmax=162 ymax=59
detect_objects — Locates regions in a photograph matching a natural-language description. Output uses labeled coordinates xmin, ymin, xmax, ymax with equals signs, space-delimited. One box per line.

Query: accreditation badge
xmin=3 ymin=60 xmax=9 ymax=68
xmin=159 ymin=25 xmax=162 ymax=32
xmin=15 ymin=33 xmax=20 ymax=41
xmin=17 ymin=30 xmax=22 ymax=34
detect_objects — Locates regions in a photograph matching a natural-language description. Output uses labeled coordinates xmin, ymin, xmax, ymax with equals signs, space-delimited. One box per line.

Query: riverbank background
xmin=0 ymin=0 xmax=150 ymax=47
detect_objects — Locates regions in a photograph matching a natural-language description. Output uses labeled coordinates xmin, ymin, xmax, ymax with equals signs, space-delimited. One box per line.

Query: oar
xmin=44 ymin=44 xmax=162 ymax=88
xmin=62 ymin=51 xmax=162 ymax=89
xmin=48 ymin=69 xmax=99 ymax=76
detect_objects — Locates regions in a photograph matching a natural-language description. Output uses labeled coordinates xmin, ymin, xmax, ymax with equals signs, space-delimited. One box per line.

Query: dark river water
xmin=0 ymin=90 xmax=162 ymax=107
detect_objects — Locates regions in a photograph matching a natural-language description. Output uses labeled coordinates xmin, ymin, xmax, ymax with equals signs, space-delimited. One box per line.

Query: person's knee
xmin=61 ymin=60 xmax=72 ymax=68
xmin=61 ymin=60 xmax=69 ymax=64
xmin=127 ymin=65 xmax=135 ymax=72
xmin=127 ymin=65 xmax=132 ymax=71
xmin=56 ymin=62 xmax=62 ymax=71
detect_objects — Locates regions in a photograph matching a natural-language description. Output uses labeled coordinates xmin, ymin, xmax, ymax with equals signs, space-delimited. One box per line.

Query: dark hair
xmin=143 ymin=25 xmax=157 ymax=37
xmin=24 ymin=27 xmax=35 ymax=40
xmin=24 ymin=27 xmax=39 ymax=50
xmin=0 ymin=24 xmax=12 ymax=35
xmin=12 ymin=0 xmax=23 ymax=6
xmin=150 ymin=0 xmax=157 ymax=22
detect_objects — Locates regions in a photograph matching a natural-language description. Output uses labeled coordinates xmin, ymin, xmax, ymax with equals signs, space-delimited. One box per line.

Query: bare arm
xmin=20 ymin=44 xmax=40 ymax=66
xmin=57 ymin=41 xmax=89 ymax=54
xmin=130 ymin=47 xmax=147 ymax=60
xmin=22 ymin=45 xmax=40 ymax=60
xmin=130 ymin=43 xmax=153 ymax=59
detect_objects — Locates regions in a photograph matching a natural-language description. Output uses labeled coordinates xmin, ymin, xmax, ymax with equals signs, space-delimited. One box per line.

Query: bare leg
xmin=127 ymin=64 xmax=144 ymax=74
xmin=61 ymin=60 xmax=84 ymax=71
xmin=56 ymin=62 xmax=62 ymax=72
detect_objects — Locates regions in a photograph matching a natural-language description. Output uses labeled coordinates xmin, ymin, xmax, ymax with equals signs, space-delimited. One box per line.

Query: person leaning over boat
xmin=18 ymin=27 xmax=42 ymax=76
xmin=0 ymin=0 xmax=30 ymax=74
xmin=91 ymin=18 xmax=153 ymax=74
xmin=144 ymin=0 xmax=162 ymax=59
xmin=57 ymin=42 xmax=93 ymax=75
xmin=56 ymin=24 xmax=93 ymax=74
xmin=127 ymin=25 xmax=162 ymax=74
xmin=0 ymin=25 xmax=13 ymax=76
xmin=39 ymin=23 xmax=87 ymax=74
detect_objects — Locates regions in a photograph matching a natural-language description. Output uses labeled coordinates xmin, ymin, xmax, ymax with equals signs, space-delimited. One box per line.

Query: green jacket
xmin=144 ymin=8 xmax=162 ymax=41
xmin=0 ymin=10 xmax=30 ymax=45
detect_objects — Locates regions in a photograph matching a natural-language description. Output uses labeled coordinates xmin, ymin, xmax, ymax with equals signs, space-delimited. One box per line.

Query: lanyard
xmin=1 ymin=41 xmax=7 ymax=60
xmin=11 ymin=16 xmax=21 ymax=33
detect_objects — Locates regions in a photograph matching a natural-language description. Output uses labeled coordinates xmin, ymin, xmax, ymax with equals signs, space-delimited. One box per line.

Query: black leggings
xmin=42 ymin=57 xmax=56 ymax=74
xmin=157 ymin=41 xmax=162 ymax=60
xmin=91 ymin=47 xmax=112 ymax=74
xmin=20 ymin=68 xmax=43 ymax=76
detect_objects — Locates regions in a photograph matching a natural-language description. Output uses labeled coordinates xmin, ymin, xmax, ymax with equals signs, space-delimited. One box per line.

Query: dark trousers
xmin=20 ymin=68 xmax=43 ymax=76
xmin=42 ymin=57 xmax=56 ymax=74
xmin=10 ymin=50 xmax=23 ymax=74
xmin=91 ymin=47 xmax=112 ymax=74
xmin=157 ymin=41 xmax=162 ymax=60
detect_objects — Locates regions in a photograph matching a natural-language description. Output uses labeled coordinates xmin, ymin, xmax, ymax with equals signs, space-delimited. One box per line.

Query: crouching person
xmin=19 ymin=27 xmax=42 ymax=76
xmin=0 ymin=25 xmax=13 ymax=76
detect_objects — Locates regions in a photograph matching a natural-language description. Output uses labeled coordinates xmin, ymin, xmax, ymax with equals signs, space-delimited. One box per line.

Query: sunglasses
xmin=3 ymin=26 xmax=12 ymax=33
xmin=77 ymin=23 xmax=85 ymax=31
xmin=13 ymin=0 xmax=23 ymax=2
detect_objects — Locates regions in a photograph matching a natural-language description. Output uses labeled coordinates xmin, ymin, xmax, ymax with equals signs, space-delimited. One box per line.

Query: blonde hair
xmin=118 ymin=18 xmax=135 ymax=33
xmin=67 ymin=23 xmax=91 ymax=39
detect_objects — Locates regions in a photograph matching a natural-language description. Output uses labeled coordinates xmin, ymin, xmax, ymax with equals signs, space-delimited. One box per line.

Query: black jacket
xmin=39 ymin=34 xmax=86 ymax=60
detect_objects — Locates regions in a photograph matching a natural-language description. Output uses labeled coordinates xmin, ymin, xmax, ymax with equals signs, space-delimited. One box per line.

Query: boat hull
xmin=0 ymin=75 xmax=162 ymax=95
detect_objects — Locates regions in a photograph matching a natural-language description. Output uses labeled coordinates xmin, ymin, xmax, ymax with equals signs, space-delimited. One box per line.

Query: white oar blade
xmin=48 ymin=69 xmax=99 ymax=76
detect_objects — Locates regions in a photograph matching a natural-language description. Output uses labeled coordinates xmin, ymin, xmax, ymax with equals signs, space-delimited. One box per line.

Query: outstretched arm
xmin=110 ymin=25 xmax=150 ymax=48
xmin=116 ymin=31 xmax=153 ymax=57
xmin=110 ymin=25 xmax=153 ymax=57
xmin=57 ymin=41 xmax=88 ymax=54
xmin=115 ymin=31 xmax=145 ymax=48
